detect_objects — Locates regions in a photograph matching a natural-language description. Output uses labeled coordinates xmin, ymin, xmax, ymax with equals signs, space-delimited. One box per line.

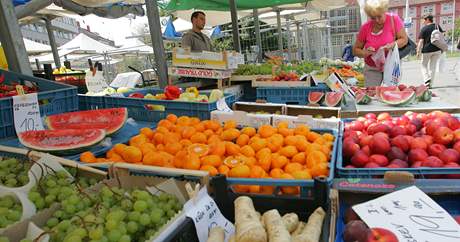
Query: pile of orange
xmin=80 ymin=114 xmax=335 ymax=194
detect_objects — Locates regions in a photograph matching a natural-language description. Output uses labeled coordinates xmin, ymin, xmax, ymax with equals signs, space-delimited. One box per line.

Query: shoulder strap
xmin=390 ymin=14 xmax=396 ymax=41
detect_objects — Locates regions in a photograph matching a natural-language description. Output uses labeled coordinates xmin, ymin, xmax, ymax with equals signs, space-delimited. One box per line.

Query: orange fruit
xmin=190 ymin=132 xmax=207 ymax=144
xmin=233 ymin=185 xmax=250 ymax=193
xmin=96 ymin=158 xmax=108 ymax=163
xmin=292 ymin=170 xmax=312 ymax=180
xmin=122 ymin=146 xmax=142 ymax=163
xmin=256 ymin=148 xmax=271 ymax=161
xmin=158 ymin=119 xmax=174 ymax=130
xmin=236 ymin=134 xmax=250 ymax=146
xmin=228 ymin=165 xmax=250 ymax=178
xmin=240 ymin=145 xmax=255 ymax=157
xmin=284 ymin=162 xmax=303 ymax=174
xmin=183 ymin=153 xmax=201 ymax=170
xmin=218 ymin=165 xmax=230 ymax=176
xmin=221 ymin=128 xmax=240 ymax=141
xmin=204 ymin=120 xmax=221 ymax=131
xmin=203 ymin=129 xmax=214 ymax=138
xmin=164 ymin=142 xmax=183 ymax=155
xmin=181 ymin=126 xmax=197 ymax=139
xmin=311 ymin=162 xmax=329 ymax=178
xmin=207 ymin=134 xmax=221 ymax=145
xmin=241 ymin=127 xmax=256 ymax=137
xmin=306 ymin=150 xmax=328 ymax=169
xmin=295 ymin=139 xmax=310 ymax=152
xmin=278 ymin=127 xmax=294 ymax=137
xmin=249 ymin=185 xmax=261 ymax=193
xmin=210 ymin=141 xmax=226 ymax=157
xmin=143 ymin=151 xmax=172 ymax=166
xmin=271 ymin=154 xmax=289 ymax=169
xmin=260 ymin=186 xmax=275 ymax=195
xmin=258 ymin=125 xmax=276 ymax=138
xmin=188 ymin=144 xmax=210 ymax=157
xmin=225 ymin=142 xmax=240 ymax=156
xmin=323 ymin=133 xmax=335 ymax=142
xmin=107 ymin=154 xmax=124 ymax=162
xmin=156 ymin=126 xmax=169 ymax=134
xmin=194 ymin=122 xmax=205 ymax=132
xmin=200 ymin=165 xmax=218 ymax=176
xmin=279 ymin=146 xmax=298 ymax=158
xmin=223 ymin=120 xmax=237 ymax=130
xmin=156 ymin=144 xmax=165 ymax=151
xmin=166 ymin=114 xmax=178 ymax=123
xmin=258 ymin=154 xmax=272 ymax=172
xmin=223 ymin=156 xmax=246 ymax=168
xmin=291 ymin=152 xmax=306 ymax=164
xmin=106 ymin=149 xmax=117 ymax=159
xmin=280 ymin=173 xmax=299 ymax=195
xmin=267 ymin=134 xmax=284 ymax=152
xmin=172 ymin=125 xmax=186 ymax=135
xmin=307 ymin=131 xmax=321 ymax=142
xmin=164 ymin=132 xmax=181 ymax=144
xmin=113 ymin=143 xmax=127 ymax=155
xmin=269 ymin=168 xmax=284 ymax=178
xmin=245 ymin=157 xmax=257 ymax=166
xmin=152 ymin=132 xmax=165 ymax=145
xmin=284 ymin=135 xmax=298 ymax=146
xmin=190 ymin=117 xmax=201 ymax=125
xmin=201 ymin=155 xmax=222 ymax=167
xmin=250 ymin=165 xmax=265 ymax=178
xmin=249 ymin=137 xmax=267 ymax=152
xmin=164 ymin=162 xmax=176 ymax=168
xmin=294 ymin=125 xmax=310 ymax=136
xmin=173 ymin=150 xmax=187 ymax=168
xmin=129 ymin=134 xmax=148 ymax=147
xmin=180 ymin=139 xmax=193 ymax=147
xmin=215 ymin=128 xmax=223 ymax=135
xmin=140 ymin=127 xmax=155 ymax=139
xmin=176 ymin=116 xmax=191 ymax=126
xmin=139 ymin=143 xmax=156 ymax=155
xmin=314 ymin=137 xmax=327 ymax=145
xmin=277 ymin=121 xmax=289 ymax=129
xmin=80 ymin=151 xmax=96 ymax=163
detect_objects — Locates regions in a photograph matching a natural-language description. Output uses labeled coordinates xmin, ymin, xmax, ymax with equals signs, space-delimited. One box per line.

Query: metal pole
xmin=452 ymin=0 xmax=456 ymax=53
xmin=302 ymin=20 xmax=310 ymax=60
xmin=145 ymin=0 xmax=168 ymax=88
xmin=276 ymin=9 xmax=283 ymax=52
xmin=0 ymin=0 xmax=32 ymax=75
xmin=404 ymin=0 xmax=410 ymax=32
xmin=253 ymin=9 xmax=263 ymax=62
xmin=296 ymin=22 xmax=302 ymax=60
xmin=44 ymin=17 xmax=61 ymax=68
xmin=327 ymin=20 xmax=333 ymax=58
xmin=229 ymin=0 xmax=241 ymax=52
xmin=286 ymin=18 xmax=292 ymax=61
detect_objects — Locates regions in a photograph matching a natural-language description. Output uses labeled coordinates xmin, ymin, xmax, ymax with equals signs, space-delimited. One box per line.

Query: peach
xmin=427 ymin=144 xmax=446 ymax=157
xmin=367 ymin=123 xmax=390 ymax=135
xmin=370 ymin=137 xmax=391 ymax=155
xmin=439 ymin=149 xmax=460 ymax=164
xmin=364 ymin=162 xmax=380 ymax=168
xmin=421 ymin=135 xmax=433 ymax=146
xmin=373 ymin=132 xmax=389 ymax=140
xmin=390 ymin=126 xmax=406 ymax=138
xmin=454 ymin=141 xmax=460 ymax=154
xmin=387 ymin=147 xmax=407 ymax=161
xmin=349 ymin=121 xmax=365 ymax=131
xmin=390 ymin=159 xmax=409 ymax=168
xmin=359 ymin=135 xmax=373 ymax=147
xmin=446 ymin=117 xmax=460 ymax=131
xmin=369 ymin=154 xmax=389 ymax=167
xmin=405 ymin=124 xmax=417 ymax=135
xmin=365 ymin=113 xmax=377 ymax=120
xmin=351 ymin=151 xmax=369 ymax=167
xmin=410 ymin=137 xmax=428 ymax=150
xmin=423 ymin=156 xmax=444 ymax=168
xmin=367 ymin=227 xmax=399 ymax=242
xmin=343 ymin=220 xmax=370 ymax=242
xmin=377 ymin=112 xmax=391 ymax=121
xmin=411 ymin=161 xmax=423 ymax=168
xmin=361 ymin=146 xmax=371 ymax=156
xmin=391 ymin=135 xmax=410 ymax=152
xmin=408 ymin=148 xmax=428 ymax=163
xmin=425 ymin=118 xmax=448 ymax=135
xmin=433 ymin=127 xmax=454 ymax=146
xmin=343 ymin=141 xmax=360 ymax=158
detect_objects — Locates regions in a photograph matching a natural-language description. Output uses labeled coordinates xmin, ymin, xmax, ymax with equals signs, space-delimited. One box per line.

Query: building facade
xmin=388 ymin=0 xmax=459 ymax=41
xmin=21 ymin=17 xmax=79 ymax=46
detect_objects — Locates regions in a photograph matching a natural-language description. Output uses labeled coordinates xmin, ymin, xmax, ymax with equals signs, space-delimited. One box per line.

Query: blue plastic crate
xmin=78 ymin=94 xmax=106 ymax=110
xmin=0 ymin=69 xmax=78 ymax=139
xmin=336 ymin=118 xmax=460 ymax=178
xmin=256 ymin=83 xmax=330 ymax=104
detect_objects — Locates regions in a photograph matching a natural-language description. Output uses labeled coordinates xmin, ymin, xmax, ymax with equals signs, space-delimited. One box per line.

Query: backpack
xmin=431 ymin=24 xmax=448 ymax=52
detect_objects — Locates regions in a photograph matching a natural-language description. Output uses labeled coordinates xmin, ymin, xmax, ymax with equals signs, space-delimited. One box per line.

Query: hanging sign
xmin=13 ymin=92 xmax=44 ymax=134
xmin=85 ymin=69 xmax=108 ymax=93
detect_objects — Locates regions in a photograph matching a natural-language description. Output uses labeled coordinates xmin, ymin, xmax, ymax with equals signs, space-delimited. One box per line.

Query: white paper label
xmin=185 ymin=187 xmax=234 ymax=242
xmin=217 ymin=98 xmax=232 ymax=112
xmin=85 ymin=70 xmax=108 ymax=93
xmin=325 ymin=73 xmax=356 ymax=99
xmin=353 ymin=186 xmax=460 ymax=242
xmin=12 ymin=93 xmax=44 ymax=134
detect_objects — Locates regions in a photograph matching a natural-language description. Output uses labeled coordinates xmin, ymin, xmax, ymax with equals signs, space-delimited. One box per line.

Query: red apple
xmin=367 ymin=228 xmax=398 ymax=242
xmin=427 ymin=144 xmax=447 ymax=157
xmin=433 ymin=127 xmax=454 ymax=145
xmin=351 ymin=151 xmax=370 ymax=167
xmin=439 ymin=149 xmax=460 ymax=164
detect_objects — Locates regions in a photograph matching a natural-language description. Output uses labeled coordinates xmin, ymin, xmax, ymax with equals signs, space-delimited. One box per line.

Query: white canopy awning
xmin=1 ymin=38 xmax=51 ymax=54
xmin=59 ymin=33 xmax=117 ymax=54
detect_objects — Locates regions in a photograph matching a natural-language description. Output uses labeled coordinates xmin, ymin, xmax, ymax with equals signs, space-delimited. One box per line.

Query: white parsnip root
xmin=292 ymin=221 xmax=306 ymax=236
xmin=292 ymin=207 xmax=326 ymax=242
xmin=263 ymin=209 xmax=291 ymax=242
xmin=282 ymin=213 xmax=299 ymax=233
xmin=207 ymin=227 xmax=225 ymax=242
xmin=234 ymin=196 xmax=267 ymax=242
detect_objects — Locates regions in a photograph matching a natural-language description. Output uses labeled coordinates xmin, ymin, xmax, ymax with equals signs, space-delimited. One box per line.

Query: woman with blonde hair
xmin=353 ymin=0 xmax=408 ymax=86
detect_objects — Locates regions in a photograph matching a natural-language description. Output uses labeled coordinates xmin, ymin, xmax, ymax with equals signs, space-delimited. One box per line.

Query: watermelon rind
xmin=323 ymin=92 xmax=344 ymax=107
xmin=356 ymin=92 xmax=371 ymax=105
xmin=415 ymin=85 xmax=432 ymax=102
xmin=380 ymin=90 xmax=416 ymax=106
xmin=308 ymin=92 xmax=325 ymax=104
xmin=376 ymin=86 xmax=399 ymax=101
xmin=46 ymin=108 xmax=127 ymax=136
xmin=18 ymin=129 xmax=106 ymax=155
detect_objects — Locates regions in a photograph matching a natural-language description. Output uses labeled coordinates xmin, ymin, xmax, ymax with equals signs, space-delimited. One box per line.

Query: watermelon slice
xmin=308 ymin=92 xmax=325 ymax=104
xmin=415 ymin=85 xmax=432 ymax=102
xmin=46 ymin=108 xmax=127 ymax=135
xmin=376 ymin=86 xmax=399 ymax=100
xmin=356 ymin=92 xmax=372 ymax=105
xmin=18 ymin=129 xmax=106 ymax=155
xmin=380 ymin=90 xmax=416 ymax=106
xmin=324 ymin=92 xmax=344 ymax=107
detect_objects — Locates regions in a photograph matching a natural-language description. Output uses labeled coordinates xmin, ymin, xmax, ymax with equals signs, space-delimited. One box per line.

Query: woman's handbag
xmin=391 ymin=15 xmax=416 ymax=58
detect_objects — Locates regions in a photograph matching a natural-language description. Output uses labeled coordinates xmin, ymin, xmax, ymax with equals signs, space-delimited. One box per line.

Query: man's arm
xmin=416 ymin=28 xmax=425 ymax=58
xmin=181 ymin=33 xmax=192 ymax=48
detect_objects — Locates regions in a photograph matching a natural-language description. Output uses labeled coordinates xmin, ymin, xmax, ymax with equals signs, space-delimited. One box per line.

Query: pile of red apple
xmin=343 ymin=111 xmax=460 ymax=177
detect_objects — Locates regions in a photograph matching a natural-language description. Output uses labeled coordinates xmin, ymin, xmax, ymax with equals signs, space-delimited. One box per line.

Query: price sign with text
xmin=184 ymin=187 xmax=234 ymax=242
xmin=353 ymin=186 xmax=460 ymax=242
xmin=13 ymin=93 xmax=44 ymax=134
xmin=85 ymin=70 xmax=108 ymax=93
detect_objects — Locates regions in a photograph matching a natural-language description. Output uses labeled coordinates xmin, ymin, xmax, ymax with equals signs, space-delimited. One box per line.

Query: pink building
xmin=388 ymin=0 xmax=459 ymax=40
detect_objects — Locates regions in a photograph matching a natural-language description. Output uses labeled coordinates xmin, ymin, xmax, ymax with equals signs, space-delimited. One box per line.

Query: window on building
xmin=441 ymin=16 xmax=453 ymax=26
xmin=422 ymin=5 xmax=434 ymax=15
xmin=332 ymin=35 xmax=341 ymax=45
xmin=441 ymin=2 xmax=453 ymax=15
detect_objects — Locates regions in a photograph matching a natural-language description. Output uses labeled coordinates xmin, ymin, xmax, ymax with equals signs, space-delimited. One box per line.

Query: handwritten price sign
xmin=12 ymin=93 xmax=44 ymax=134
xmin=85 ymin=70 xmax=108 ymax=93
xmin=353 ymin=186 xmax=460 ymax=242
xmin=184 ymin=188 xmax=234 ymax=242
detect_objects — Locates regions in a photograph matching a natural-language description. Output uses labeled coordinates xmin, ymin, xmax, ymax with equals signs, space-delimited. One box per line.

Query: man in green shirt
xmin=181 ymin=11 xmax=212 ymax=52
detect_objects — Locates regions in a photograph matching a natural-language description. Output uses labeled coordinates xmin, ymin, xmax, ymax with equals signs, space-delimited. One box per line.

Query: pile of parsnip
xmin=207 ymin=196 xmax=326 ymax=242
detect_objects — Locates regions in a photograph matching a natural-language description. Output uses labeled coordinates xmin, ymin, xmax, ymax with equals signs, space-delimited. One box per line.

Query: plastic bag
xmin=371 ymin=48 xmax=386 ymax=71
xmin=382 ymin=45 xmax=401 ymax=86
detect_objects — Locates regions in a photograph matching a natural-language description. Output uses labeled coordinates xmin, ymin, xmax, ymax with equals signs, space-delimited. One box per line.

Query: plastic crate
xmin=336 ymin=118 xmax=460 ymax=178
xmin=256 ymin=83 xmax=330 ymax=104
xmin=0 ymin=69 xmax=78 ymax=139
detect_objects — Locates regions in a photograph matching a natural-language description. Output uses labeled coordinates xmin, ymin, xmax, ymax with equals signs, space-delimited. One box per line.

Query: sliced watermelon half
xmin=376 ymin=86 xmax=399 ymax=100
xmin=46 ymin=108 xmax=127 ymax=135
xmin=356 ymin=92 xmax=372 ymax=105
xmin=380 ymin=90 xmax=416 ymax=106
xmin=323 ymin=92 xmax=344 ymax=107
xmin=414 ymin=85 xmax=432 ymax=102
xmin=18 ymin=129 xmax=106 ymax=155
xmin=308 ymin=92 xmax=325 ymax=104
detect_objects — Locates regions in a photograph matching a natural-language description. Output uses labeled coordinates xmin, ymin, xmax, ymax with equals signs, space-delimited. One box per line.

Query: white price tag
xmin=185 ymin=187 xmax=234 ymax=242
xmin=85 ymin=70 xmax=108 ymax=93
xmin=13 ymin=93 xmax=44 ymax=134
xmin=325 ymin=73 xmax=356 ymax=99
xmin=353 ymin=186 xmax=460 ymax=242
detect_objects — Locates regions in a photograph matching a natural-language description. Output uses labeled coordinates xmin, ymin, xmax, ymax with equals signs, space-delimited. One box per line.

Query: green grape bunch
xmin=0 ymin=195 xmax=22 ymax=229
xmin=0 ymin=157 xmax=31 ymax=187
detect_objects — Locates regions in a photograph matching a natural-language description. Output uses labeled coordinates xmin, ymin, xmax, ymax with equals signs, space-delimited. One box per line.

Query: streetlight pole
xmin=452 ymin=0 xmax=456 ymax=53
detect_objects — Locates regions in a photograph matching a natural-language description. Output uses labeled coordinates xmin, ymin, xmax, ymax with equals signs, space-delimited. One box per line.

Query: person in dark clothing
xmin=342 ymin=41 xmax=355 ymax=62
xmin=417 ymin=14 xmax=444 ymax=88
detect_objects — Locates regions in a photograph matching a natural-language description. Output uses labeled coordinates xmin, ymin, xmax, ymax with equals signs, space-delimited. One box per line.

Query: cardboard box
xmin=272 ymin=114 xmax=341 ymax=131
xmin=172 ymin=48 xmax=243 ymax=70
xmin=232 ymin=101 xmax=285 ymax=115
xmin=1 ymin=176 xmax=196 ymax=242
xmin=210 ymin=110 xmax=272 ymax=128
xmin=285 ymin=105 xmax=341 ymax=118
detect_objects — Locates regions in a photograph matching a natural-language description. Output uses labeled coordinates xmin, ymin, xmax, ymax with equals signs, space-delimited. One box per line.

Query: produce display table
xmin=168 ymin=66 xmax=233 ymax=89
